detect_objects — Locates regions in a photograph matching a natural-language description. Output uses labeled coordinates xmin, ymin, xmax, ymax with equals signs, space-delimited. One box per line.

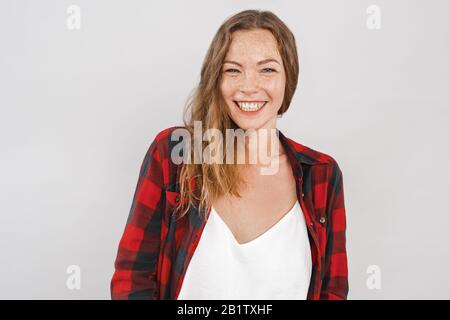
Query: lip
xmin=235 ymin=100 xmax=267 ymax=103
xmin=233 ymin=101 xmax=268 ymax=115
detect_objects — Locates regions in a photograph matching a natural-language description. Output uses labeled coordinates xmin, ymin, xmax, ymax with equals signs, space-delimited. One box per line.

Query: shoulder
xmin=281 ymin=133 xmax=343 ymax=179
xmin=282 ymin=134 xmax=339 ymax=164
xmin=149 ymin=125 xmax=186 ymax=155
xmin=139 ymin=126 xmax=186 ymax=189
xmin=153 ymin=126 xmax=185 ymax=144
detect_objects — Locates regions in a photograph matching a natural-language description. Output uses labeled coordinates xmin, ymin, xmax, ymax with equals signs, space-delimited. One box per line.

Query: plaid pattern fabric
xmin=111 ymin=126 xmax=349 ymax=300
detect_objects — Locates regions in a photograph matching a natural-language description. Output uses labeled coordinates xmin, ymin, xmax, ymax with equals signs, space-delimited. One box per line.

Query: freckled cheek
xmin=262 ymin=80 xmax=285 ymax=102
xmin=220 ymin=80 xmax=235 ymax=100
xmin=220 ymin=80 xmax=237 ymax=113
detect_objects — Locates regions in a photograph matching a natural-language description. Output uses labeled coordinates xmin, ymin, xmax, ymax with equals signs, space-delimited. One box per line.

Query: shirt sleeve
xmin=320 ymin=161 xmax=349 ymax=299
xmin=110 ymin=135 xmax=165 ymax=299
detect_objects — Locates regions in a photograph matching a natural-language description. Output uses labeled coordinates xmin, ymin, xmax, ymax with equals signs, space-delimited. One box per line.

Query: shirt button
xmin=310 ymin=222 xmax=314 ymax=227
xmin=319 ymin=217 xmax=326 ymax=224
xmin=302 ymin=193 xmax=305 ymax=197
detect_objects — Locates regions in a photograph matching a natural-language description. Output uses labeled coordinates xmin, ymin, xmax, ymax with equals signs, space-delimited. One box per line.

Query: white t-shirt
xmin=177 ymin=200 xmax=312 ymax=300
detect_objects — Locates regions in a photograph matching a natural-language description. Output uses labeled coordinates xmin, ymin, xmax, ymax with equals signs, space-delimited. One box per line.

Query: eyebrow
xmin=223 ymin=58 xmax=281 ymax=67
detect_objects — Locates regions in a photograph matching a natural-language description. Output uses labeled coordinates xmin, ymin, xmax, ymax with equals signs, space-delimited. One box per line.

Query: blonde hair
xmin=175 ymin=9 xmax=300 ymax=220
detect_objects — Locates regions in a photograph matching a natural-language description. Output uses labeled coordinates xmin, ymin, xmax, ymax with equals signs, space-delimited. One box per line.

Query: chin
xmin=233 ymin=120 xmax=266 ymax=131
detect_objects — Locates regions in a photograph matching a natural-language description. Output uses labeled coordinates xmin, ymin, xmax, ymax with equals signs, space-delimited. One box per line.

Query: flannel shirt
xmin=111 ymin=126 xmax=349 ymax=300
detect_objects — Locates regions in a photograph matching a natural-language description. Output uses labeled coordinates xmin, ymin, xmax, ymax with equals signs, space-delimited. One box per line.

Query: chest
xmin=211 ymin=161 xmax=299 ymax=245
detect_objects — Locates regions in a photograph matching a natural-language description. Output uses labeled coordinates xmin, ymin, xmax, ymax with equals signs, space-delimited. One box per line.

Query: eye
xmin=261 ymin=68 xmax=276 ymax=73
xmin=224 ymin=68 xmax=240 ymax=74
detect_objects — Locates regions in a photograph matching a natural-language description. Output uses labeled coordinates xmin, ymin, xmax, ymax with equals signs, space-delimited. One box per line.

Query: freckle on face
xmin=220 ymin=29 xmax=286 ymax=131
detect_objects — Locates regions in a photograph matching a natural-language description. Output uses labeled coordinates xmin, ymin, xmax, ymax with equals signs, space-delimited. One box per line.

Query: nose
xmin=239 ymin=71 xmax=259 ymax=95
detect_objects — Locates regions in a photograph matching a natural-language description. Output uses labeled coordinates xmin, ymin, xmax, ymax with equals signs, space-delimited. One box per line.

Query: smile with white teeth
xmin=235 ymin=101 xmax=267 ymax=112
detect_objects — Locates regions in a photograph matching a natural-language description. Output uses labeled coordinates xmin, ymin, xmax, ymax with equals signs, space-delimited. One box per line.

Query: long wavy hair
xmin=174 ymin=9 xmax=300 ymax=220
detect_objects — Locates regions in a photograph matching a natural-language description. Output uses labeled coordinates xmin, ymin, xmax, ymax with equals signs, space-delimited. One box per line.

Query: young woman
xmin=111 ymin=9 xmax=348 ymax=300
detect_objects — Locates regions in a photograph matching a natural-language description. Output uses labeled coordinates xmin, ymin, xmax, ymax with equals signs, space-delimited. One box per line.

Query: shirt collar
xmin=277 ymin=128 xmax=326 ymax=180
xmin=171 ymin=127 xmax=328 ymax=191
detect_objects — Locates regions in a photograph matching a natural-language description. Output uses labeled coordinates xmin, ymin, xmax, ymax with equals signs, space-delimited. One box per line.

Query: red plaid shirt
xmin=111 ymin=126 xmax=349 ymax=300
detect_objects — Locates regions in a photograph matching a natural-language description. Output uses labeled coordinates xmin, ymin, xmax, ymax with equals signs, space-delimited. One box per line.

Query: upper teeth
xmin=237 ymin=101 xmax=266 ymax=111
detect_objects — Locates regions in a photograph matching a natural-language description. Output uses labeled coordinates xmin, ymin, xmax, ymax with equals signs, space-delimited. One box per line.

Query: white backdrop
xmin=0 ymin=0 xmax=449 ymax=299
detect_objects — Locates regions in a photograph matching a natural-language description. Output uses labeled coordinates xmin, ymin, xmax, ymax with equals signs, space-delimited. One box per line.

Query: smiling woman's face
xmin=220 ymin=28 xmax=286 ymax=131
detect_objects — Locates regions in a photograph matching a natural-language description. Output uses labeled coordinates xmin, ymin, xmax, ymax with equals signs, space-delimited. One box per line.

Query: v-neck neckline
xmin=211 ymin=200 xmax=299 ymax=247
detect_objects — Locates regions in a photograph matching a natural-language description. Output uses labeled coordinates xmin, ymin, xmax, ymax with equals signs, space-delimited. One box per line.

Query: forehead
xmin=225 ymin=29 xmax=282 ymax=63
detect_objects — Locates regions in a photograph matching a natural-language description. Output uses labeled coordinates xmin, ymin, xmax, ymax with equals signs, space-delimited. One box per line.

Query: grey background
xmin=1 ymin=0 xmax=449 ymax=299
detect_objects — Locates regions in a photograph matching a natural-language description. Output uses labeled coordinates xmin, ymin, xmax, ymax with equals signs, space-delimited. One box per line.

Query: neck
xmin=242 ymin=126 xmax=284 ymax=167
